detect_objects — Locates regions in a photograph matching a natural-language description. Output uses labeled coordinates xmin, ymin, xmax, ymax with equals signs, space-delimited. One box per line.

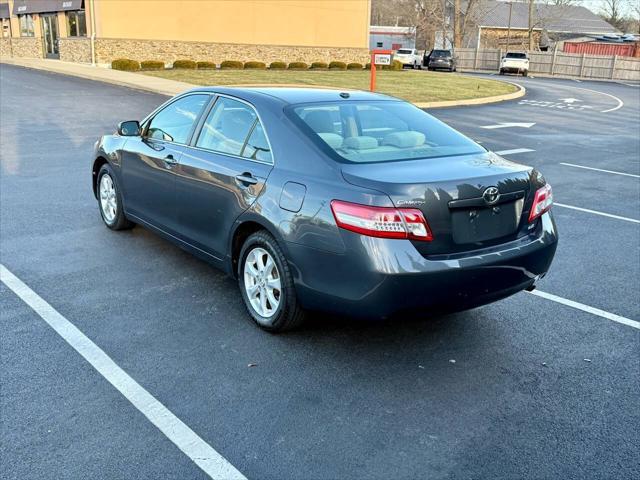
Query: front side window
xmin=19 ymin=14 xmax=34 ymax=37
xmin=196 ymin=97 xmax=272 ymax=162
xmin=146 ymin=94 xmax=209 ymax=144
xmin=290 ymin=100 xmax=484 ymax=164
xmin=67 ymin=10 xmax=87 ymax=37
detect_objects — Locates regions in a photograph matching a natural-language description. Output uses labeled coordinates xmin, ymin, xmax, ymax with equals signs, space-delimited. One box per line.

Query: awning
xmin=12 ymin=0 xmax=83 ymax=15
xmin=0 ymin=3 xmax=10 ymax=18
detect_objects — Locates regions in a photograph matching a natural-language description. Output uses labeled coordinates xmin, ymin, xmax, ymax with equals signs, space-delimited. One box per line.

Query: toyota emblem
xmin=483 ymin=187 xmax=500 ymax=205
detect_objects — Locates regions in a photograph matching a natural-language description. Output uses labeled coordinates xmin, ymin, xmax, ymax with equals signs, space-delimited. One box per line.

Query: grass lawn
xmin=141 ymin=69 xmax=517 ymax=103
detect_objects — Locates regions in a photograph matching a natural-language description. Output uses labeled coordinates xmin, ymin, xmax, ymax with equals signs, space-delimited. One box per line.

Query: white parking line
xmin=568 ymin=85 xmax=624 ymax=113
xmin=559 ymin=163 xmax=640 ymax=178
xmin=495 ymin=148 xmax=536 ymax=156
xmin=554 ymin=203 xmax=640 ymax=224
xmin=0 ymin=265 xmax=247 ymax=480
xmin=529 ymin=290 xmax=639 ymax=330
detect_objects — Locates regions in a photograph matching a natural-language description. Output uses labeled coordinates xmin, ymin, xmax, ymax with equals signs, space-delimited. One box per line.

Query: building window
xmin=67 ymin=10 xmax=87 ymax=37
xmin=376 ymin=42 xmax=383 ymax=48
xmin=19 ymin=14 xmax=34 ymax=37
xmin=2 ymin=19 xmax=11 ymax=39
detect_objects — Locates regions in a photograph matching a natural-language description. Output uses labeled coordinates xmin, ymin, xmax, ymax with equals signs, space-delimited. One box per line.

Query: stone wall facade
xmin=0 ymin=38 xmax=12 ymax=58
xmin=95 ymin=38 xmax=370 ymax=66
xmin=59 ymin=38 xmax=92 ymax=63
xmin=4 ymin=37 xmax=42 ymax=59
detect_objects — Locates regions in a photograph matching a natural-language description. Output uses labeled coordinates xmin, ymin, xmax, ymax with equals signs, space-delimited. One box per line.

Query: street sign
xmin=373 ymin=53 xmax=391 ymax=65
xmin=369 ymin=49 xmax=393 ymax=92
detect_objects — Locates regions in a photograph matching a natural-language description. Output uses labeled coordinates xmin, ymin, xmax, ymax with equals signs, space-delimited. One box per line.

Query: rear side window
xmin=289 ymin=100 xmax=484 ymax=164
xmin=146 ymin=94 xmax=209 ymax=144
xmin=196 ymin=97 xmax=272 ymax=162
xmin=397 ymin=49 xmax=413 ymax=54
xmin=506 ymin=52 xmax=527 ymax=59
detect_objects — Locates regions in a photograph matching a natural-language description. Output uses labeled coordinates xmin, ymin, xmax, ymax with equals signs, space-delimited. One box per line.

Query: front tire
xmin=97 ymin=164 xmax=134 ymax=230
xmin=523 ymin=70 xmax=528 ymax=77
xmin=238 ymin=231 xmax=305 ymax=332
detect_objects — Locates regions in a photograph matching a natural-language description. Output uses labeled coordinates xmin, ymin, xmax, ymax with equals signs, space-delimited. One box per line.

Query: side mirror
xmin=117 ymin=120 xmax=140 ymax=136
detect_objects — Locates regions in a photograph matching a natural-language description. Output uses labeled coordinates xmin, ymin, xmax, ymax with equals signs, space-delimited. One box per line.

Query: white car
xmin=394 ymin=48 xmax=421 ymax=69
xmin=500 ymin=52 xmax=529 ymax=76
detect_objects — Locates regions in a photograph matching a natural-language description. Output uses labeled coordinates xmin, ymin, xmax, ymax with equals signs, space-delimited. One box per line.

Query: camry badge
xmin=482 ymin=187 xmax=500 ymax=205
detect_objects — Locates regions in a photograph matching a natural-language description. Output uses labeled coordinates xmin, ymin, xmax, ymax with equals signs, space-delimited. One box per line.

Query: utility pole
xmin=528 ymin=0 xmax=535 ymax=51
xmin=454 ymin=0 xmax=462 ymax=48
xmin=506 ymin=2 xmax=513 ymax=51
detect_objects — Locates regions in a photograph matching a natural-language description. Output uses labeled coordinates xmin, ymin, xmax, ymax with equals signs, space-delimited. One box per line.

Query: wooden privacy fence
xmin=455 ymin=47 xmax=640 ymax=81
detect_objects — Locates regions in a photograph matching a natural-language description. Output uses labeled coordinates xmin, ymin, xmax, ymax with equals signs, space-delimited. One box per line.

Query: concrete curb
xmin=1 ymin=57 xmax=525 ymax=107
xmin=413 ymin=80 xmax=525 ymax=108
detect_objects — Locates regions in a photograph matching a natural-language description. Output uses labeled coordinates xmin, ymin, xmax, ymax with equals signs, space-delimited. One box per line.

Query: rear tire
xmin=523 ymin=70 xmax=528 ymax=77
xmin=97 ymin=164 xmax=134 ymax=231
xmin=238 ymin=231 xmax=306 ymax=332
xmin=499 ymin=69 xmax=504 ymax=75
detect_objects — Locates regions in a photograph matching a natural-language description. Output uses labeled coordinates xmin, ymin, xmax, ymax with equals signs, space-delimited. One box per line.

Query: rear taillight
xmin=528 ymin=184 xmax=553 ymax=222
xmin=330 ymin=200 xmax=433 ymax=241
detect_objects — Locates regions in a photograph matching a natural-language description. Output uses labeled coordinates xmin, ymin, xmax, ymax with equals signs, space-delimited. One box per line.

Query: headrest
xmin=343 ymin=136 xmax=378 ymax=150
xmin=382 ymin=131 xmax=426 ymax=148
xmin=318 ymin=132 xmax=343 ymax=149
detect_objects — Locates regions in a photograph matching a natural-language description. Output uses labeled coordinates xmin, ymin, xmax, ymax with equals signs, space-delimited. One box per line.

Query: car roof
xmin=183 ymin=86 xmax=397 ymax=105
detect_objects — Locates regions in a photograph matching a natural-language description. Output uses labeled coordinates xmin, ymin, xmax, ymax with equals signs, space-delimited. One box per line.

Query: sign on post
xmin=370 ymin=49 xmax=393 ymax=92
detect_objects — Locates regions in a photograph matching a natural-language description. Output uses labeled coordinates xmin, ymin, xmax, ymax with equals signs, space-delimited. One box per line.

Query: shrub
xmin=310 ymin=62 xmax=328 ymax=70
xmin=244 ymin=61 xmax=267 ymax=70
xmin=172 ymin=59 xmax=197 ymax=69
xmin=111 ymin=58 xmax=140 ymax=71
xmin=382 ymin=59 xmax=404 ymax=71
xmin=347 ymin=62 xmax=364 ymax=70
xmin=288 ymin=62 xmax=309 ymax=70
xmin=196 ymin=61 xmax=216 ymax=70
xmin=269 ymin=61 xmax=287 ymax=69
xmin=220 ymin=60 xmax=244 ymax=69
xmin=329 ymin=61 xmax=347 ymax=70
xmin=140 ymin=60 xmax=165 ymax=70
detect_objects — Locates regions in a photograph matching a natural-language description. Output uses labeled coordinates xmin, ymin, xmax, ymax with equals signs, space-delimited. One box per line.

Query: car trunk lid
xmin=341 ymin=152 xmax=535 ymax=255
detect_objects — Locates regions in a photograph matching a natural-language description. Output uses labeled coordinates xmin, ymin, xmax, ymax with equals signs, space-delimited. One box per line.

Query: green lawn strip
xmin=141 ymin=69 xmax=516 ymax=103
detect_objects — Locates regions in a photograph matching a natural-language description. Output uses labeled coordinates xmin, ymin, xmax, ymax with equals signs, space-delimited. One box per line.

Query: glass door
xmin=41 ymin=14 xmax=59 ymax=59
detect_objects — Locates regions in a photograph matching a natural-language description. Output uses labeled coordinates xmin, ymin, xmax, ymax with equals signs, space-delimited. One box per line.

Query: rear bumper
xmin=429 ymin=61 xmax=453 ymax=69
xmin=287 ymin=212 xmax=558 ymax=318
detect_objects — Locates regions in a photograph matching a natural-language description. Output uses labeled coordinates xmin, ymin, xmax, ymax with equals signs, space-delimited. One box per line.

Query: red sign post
xmin=369 ymin=49 xmax=393 ymax=92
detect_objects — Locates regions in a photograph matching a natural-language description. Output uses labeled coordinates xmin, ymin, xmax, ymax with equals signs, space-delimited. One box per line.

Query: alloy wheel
xmin=99 ymin=173 xmax=117 ymax=223
xmin=243 ymin=247 xmax=282 ymax=318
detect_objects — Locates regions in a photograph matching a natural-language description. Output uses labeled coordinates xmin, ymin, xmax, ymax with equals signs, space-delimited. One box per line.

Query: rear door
xmin=174 ymin=95 xmax=274 ymax=259
xmin=121 ymin=93 xmax=210 ymax=232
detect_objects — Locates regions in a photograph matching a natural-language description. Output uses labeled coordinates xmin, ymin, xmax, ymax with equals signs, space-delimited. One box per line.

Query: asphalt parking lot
xmin=1 ymin=65 xmax=638 ymax=480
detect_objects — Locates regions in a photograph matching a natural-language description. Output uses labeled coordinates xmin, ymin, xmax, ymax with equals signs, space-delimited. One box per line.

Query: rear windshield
xmin=505 ymin=52 xmax=527 ymax=59
xmin=288 ymin=100 xmax=484 ymax=164
xmin=432 ymin=50 xmax=450 ymax=57
xmin=397 ymin=49 xmax=413 ymax=54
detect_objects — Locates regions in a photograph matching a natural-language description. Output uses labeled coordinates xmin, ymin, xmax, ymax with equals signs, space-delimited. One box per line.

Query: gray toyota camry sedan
xmin=92 ymin=87 xmax=557 ymax=331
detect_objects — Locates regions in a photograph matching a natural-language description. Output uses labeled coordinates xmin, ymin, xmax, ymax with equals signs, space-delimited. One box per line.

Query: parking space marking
xmin=569 ymin=85 xmax=624 ymax=113
xmin=495 ymin=148 xmax=536 ymax=156
xmin=0 ymin=264 xmax=247 ymax=480
xmin=554 ymin=203 xmax=640 ymax=224
xmin=529 ymin=290 xmax=639 ymax=330
xmin=559 ymin=163 xmax=640 ymax=178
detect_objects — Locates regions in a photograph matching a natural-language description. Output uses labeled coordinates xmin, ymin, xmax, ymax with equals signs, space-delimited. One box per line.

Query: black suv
xmin=424 ymin=49 xmax=457 ymax=72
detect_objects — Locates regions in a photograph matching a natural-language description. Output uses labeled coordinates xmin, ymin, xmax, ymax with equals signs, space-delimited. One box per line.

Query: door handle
xmin=235 ymin=173 xmax=258 ymax=186
xmin=163 ymin=154 xmax=177 ymax=168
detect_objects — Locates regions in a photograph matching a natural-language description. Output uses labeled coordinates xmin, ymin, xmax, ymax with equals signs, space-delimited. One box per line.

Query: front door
xmin=174 ymin=96 xmax=274 ymax=259
xmin=41 ymin=14 xmax=59 ymax=59
xmin=121 ymin=94 xmax=211 ymax=232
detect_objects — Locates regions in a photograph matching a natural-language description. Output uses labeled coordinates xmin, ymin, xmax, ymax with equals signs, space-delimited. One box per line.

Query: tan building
xmin=0 ymin=0 xmax=371 ymax=65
